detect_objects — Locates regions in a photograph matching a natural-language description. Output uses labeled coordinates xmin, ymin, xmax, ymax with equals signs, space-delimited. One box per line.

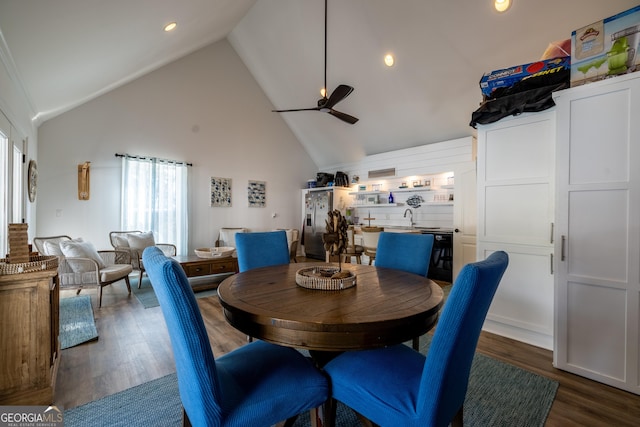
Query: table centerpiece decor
xmin=296 ymin=209 xmax=356 ymax=290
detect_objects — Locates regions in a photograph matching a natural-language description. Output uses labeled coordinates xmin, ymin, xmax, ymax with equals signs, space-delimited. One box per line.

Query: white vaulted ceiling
xmin=0 ymin=0 xmax=636 ymax=167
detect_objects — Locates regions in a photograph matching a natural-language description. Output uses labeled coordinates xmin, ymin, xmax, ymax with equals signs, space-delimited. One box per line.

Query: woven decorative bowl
xmin=296 ymin=266 xmax=356 ymax=291
xmin=194 ymin=247 xmax=234 ymax=258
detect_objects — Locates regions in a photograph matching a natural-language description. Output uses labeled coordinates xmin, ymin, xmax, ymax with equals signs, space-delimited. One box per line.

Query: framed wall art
xmin=210 ymin=177 xmax=232 ymax=207
xmin=248 ymin=180 xmax=266 ymax=207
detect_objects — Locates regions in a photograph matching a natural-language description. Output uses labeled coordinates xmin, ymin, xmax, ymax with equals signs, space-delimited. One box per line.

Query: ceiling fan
xmin=272 ymin=0 xmax=358 ymax=124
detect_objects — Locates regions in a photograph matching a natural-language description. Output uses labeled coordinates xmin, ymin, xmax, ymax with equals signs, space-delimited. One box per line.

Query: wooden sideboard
xmin=172 ymin=255 xmax=239 ymax=291
xmin=0 ymin=268 xmax=60 ymax=405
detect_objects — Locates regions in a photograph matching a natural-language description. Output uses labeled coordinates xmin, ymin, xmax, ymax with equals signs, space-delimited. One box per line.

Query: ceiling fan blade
xmin=324 ymin=84 xmax=354 ymax=109
xmin=272 ymin=107 xmax=320 ymax=113
xmin=329 ymin=109 xmax=359 ymax=124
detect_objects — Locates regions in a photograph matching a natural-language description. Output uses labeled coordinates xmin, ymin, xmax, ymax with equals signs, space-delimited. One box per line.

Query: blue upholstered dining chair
xmin=142 ymin=246 xmax=329 ymax=427
xmin=375 ymin=231 xmax=435 ymax=350
xmin=235 ymin=230 xmax=290 ymax=272
xmin=324 ymin=251 xmax=509 ymax=427
xmin=375 ymin=232 xmax=435 ymax=277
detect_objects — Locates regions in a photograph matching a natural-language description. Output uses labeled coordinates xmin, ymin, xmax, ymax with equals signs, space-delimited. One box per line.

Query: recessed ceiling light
xmin=164 ymin=22 xmax=177 ymax=32
xmin=494 ymin=0 xmax=511 ymax=13
xmin=384 ymin=54 xmax=395 ymax=67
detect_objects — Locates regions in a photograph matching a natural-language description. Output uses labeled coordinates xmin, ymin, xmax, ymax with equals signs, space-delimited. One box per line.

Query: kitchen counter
xmin=356 ymin=225 xmax=453 ymax=234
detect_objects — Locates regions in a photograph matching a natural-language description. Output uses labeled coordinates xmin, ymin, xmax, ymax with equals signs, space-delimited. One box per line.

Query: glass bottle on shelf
xmin=388 ymin=192 xmax=394 ymax=203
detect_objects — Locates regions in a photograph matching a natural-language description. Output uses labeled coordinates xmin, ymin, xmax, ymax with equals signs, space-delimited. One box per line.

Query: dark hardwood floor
xmin=54 ymin=274 xmax=640 ymax=426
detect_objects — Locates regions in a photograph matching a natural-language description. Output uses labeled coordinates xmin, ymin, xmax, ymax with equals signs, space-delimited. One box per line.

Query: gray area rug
xmin=59 ymin=295 xmax=98 ymax=349
xmin=131 ymin=276 xmax=222 ymax=308
xmin=64 ymin=336 xmax=558 ymax=426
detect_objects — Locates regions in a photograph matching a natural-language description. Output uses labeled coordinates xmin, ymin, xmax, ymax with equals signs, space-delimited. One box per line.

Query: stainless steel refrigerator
xmin=304 ymin=189 xmax=333 ymax=260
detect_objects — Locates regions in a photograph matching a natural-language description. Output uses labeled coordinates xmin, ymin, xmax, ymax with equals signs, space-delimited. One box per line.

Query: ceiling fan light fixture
xmin=384 ymin=54 xmax=395 ymax=67
xmin=494 ymin=0 xmax=511 ymax=13
xmin=320 ymin=87 xmax=327 ymax=97
xmin=164 ymin=21 xmax=177 ymax=32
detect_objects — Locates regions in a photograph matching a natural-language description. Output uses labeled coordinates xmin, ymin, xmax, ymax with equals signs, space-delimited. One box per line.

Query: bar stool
xmin=433 ymin=235 xmax=453 ymax=269
xmin=361 ymin=226 xmax=384 ymax=265
xmin=341 ymin=226 xmax=363 ymax=264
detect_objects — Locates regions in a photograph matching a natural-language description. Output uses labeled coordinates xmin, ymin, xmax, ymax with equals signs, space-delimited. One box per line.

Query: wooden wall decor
xmin=78 ymin=161 xmax=90 ymax=200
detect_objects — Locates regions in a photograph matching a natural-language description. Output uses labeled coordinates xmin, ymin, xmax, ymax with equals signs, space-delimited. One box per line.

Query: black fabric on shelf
xmin=470 ymin=82 xmax=568 ymax=128
xmin=470 ymin=66 xmax=570 ymax=128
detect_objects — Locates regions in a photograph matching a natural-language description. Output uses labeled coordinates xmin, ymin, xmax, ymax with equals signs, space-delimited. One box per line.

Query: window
xmin=0 ymin=112 xmax=25 ymax=257
xmin=0 ymin=129 xmax=7 ymax=256
xmin=121 ymin=155 xmax=189 ymax=255
xmin=12 ymin=143 xmax=24 ymax=222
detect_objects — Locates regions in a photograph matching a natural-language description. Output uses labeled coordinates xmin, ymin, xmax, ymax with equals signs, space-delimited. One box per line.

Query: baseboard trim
xmin=483 ymin=320 xmax=553 ymax=350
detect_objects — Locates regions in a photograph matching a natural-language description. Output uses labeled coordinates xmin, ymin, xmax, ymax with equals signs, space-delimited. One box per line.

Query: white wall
xmin=36 ymin=39 xmax=317 ymax=253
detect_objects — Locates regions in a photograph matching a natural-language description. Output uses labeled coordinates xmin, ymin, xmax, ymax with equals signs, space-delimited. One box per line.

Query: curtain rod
xmin=115 ymin=153 xmax=192 ymax=167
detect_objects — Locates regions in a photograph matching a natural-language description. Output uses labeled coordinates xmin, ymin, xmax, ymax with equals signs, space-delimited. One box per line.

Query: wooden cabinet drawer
xmin=182 ymin=258 xmax=238 ymax=277
xmin=184 ymin=263 xmax=212 ymax=277
xmin=209 ymin=260 xmax=236 ymax=274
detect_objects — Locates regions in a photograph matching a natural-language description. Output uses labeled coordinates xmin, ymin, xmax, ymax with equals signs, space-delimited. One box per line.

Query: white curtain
xmin=121 ymin=155 xmax=188 ymax=255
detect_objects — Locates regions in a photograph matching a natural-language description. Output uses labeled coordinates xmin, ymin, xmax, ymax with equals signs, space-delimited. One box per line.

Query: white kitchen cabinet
xmin=553 ymin=73 xmax=640 ymax=395
xmin=477 ymin=111 xmax=555 ymax=350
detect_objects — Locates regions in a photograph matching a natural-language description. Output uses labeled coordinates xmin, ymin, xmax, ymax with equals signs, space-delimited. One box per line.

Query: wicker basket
xmin=0 ymin=255 xmax=58 ymax=275
xmin=296 ymin=266 xmax=356 ymax=291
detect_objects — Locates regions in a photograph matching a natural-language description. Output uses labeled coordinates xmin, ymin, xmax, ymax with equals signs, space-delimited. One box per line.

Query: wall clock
xmin=28 ymin=159 xmax=37 ymax=202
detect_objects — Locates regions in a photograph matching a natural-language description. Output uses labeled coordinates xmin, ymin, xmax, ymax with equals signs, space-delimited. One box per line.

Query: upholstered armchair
xmin=375 ymin=232 xmax=435 ymax=350
xmin=109 ymin=231 xmax=176 ymax=287
xmin=324 ymin=251 xmax=509 ymax=427
xmin=235 ymin=231 xmax=290 ymax=273
xmin=33 ymin=235 xmax=133 ymax=308
xmin=142 ymin=246 xmax=329 ymax=426
xmin=375 ymin=232 xmax=434 ymax=277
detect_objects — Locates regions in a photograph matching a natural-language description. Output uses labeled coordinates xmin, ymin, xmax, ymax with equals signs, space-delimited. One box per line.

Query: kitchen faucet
xmin=403 ymin=208 xmax=414 ymax=227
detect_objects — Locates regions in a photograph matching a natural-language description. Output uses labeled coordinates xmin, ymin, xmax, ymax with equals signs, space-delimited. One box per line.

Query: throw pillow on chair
xmin=59 ymin=240 xmax=107 ymax=272
xmin=127 ymin=231 xmax=156 ymax=255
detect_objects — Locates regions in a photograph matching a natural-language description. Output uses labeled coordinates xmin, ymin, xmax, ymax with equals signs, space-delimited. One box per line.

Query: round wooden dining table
xmin=217 ymin=262 xmax=444 ymax=353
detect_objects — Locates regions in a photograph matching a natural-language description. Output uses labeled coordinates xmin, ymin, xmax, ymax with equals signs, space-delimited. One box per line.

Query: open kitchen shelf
xmin=348 ymin=190 xmax=389 ymax=195
xmin=351 ymin=203 xmax=402 ymax=208
xmin=350 ymin=201 xmax=453 ymax=208
xmin=393 ymin=187 xmax=433 ymax=192
xmin=350 ymin=188 xmax=435 ymax=194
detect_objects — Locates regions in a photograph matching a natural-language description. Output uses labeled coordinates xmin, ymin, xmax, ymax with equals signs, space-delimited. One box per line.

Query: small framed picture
xmin=211 ymin=177 xmax=232 ymax=207
xmin=248 ymin=180 xmax=266 ymax=207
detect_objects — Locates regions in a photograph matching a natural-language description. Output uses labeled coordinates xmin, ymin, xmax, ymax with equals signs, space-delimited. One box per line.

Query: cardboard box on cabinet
xmin=479 ymin=57 xmax=570 ymax=98
xmin=571 ymin=5 xmax=640 ymax=87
